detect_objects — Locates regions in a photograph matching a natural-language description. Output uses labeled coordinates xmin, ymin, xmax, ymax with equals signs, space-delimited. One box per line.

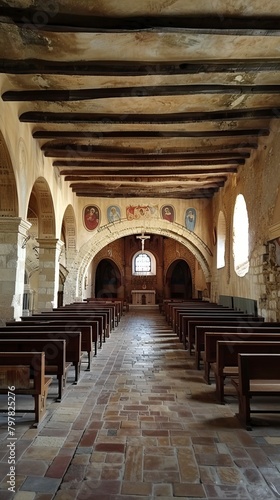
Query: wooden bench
xmin=177 ymin=309 xmax=247 ymax=341
xmin=176 ymin=306 xmax=229 ymax=337
xmin=82 ymin=299 xmax=123 ymax=324
xmin=169 ymin=303 xmax=226 ymax=332
xmin=183 ymin=315 xmax=264 ymax=350
xmin=164 ymin=300 xmax=221 ymax=324
xmin=52 ymin=306 xmax=113 ymax=335
xmin=0 ymin=339 xmax=71 ymax=402
xmin=212 ymin=340 xmax=280 ymax=404
xmin=203 ymin=331 xmax=280 ymax=385
xmin=0 ymin=329 xmax=82 ymax=384
xmin=15 ymin=318 xmax=97 ymax=367
xmin=0 ymin=352 xmax=52 ymax=426
xmin=194 ymin=323 xmax=280 ymax=371
xmin=231 ymin=353 xmax=280 ymax=429
xmin=26 ymin=312 xmax=105 ymax=344
xmin=52 ymin=307 xmax=112 ymax=335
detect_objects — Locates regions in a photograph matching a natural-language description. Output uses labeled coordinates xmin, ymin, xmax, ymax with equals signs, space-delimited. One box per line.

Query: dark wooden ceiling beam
xmin=71 ymin=187 xmax=219 ymax=199
xmin=73 ymin=191 xmax=215 ymax=199
xmin=70 ymin=180 xmax=225 ymax=192
xmin=52 ymin=159 xmax=246 ymax=167
xmin=61 ymin=170 xmax=236 ymax=179
xmin=53 ymin=159 xmax=246 ymax=167
xmin=2 ymin=7 xmax=280 ymax=32
xmin=20 ymin=109 xmax=280 ymax=124
xmin=4 ymin=85 xmax=280 ymax=102
xmin=33 ymin=129 xmax=270 ymax=139
xmin=2 ymin=60 xmax=280 ymax=75
xmin=51 ymin=144 xmax=258 ymax=163
xmin=43 ymin=149 xmax=249 ymax=160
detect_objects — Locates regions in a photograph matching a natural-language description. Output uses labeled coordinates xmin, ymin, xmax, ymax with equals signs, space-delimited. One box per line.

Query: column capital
xmin=36 ymin=238 xmax=64 ymax=250
xmin=0 ymin=217 xmax=31 ymax=235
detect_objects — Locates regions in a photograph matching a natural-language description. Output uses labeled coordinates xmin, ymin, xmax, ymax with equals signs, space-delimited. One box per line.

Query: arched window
xmin=135 ymin=253 xmax=151 ymax=273
xmin=132 ymin=251 xmax=156 ymax=275
xmin=233 ymin=194 xmax=249 ymax=277
xmin=217 ymin=211 xmax=226 ymax=269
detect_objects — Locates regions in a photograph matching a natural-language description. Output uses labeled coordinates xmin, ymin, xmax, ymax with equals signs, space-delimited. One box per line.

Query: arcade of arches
xmin=1 ymin=94 xmax=280 ymax=322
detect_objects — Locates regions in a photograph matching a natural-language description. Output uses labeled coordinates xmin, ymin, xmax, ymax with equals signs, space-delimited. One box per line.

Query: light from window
xmin=217 ymin=211 xmax=226 ymax=269
xmin=135 ymin=253 xmax=151 ymax=273
xmin=233 ymin=194 xmax=249 ymax=277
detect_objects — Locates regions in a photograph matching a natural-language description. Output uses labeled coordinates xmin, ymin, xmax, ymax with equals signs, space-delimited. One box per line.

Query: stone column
xmin=36 ymin=238 xmax=64 ymax=312
xmin=0 ymin=217 xmax=31 ymax=321
xmin=63 ymin=265 xmax=79 ymax=304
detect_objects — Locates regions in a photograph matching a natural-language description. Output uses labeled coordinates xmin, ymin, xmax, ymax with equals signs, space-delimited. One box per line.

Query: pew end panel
xmin=231 ymin=353 xmax=280 ymax=430
xmin=0 ymin=338 xmax=71 ymax=402
xmin=213 ymin=340 xmax=280 ymax=404
xmin=0 ymin=352 xmax=52 ymax=427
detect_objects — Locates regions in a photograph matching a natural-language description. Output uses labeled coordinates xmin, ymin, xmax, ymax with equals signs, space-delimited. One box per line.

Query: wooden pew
xmin=53 ymin=306 xmax=113 ymax=335
xmin=164 ymin=300 xmax=219 ymax=324
xmin=164 ymin=300 xmax=200 ymax=324
xmin=203 ymin=332 xmax=280 ymax=385
xmin=194 ymin=323 xmax=280 ymax=371
xmin=15 ymin=318 xmax=98 ymax=365
xmin=183 ymin=315 xmax=264 ymax=350
xmin=169 ymin=302 xmax=225 ymax=331
xmin=56 ymin=305 xmax=115 ymax=334
xmin=27 ymin=312 xmax=106 ymax=343
xmin=176 ymin=306 xmax=229 ymax=337
xmin=173 ymin=305 xmax=228 ymax=337
xmin=0 ymin=352 xmax=52 ymax=426
xmin=83 ymin=298 xmax=123 ymax=323
xmin=231 ymin=353 xmax=280 ymax=429
xmin=177 ymin=309 xmax=249 ymax=341
xmin=0 ymin=339 xmax=70 ymax=402
xmin=213 ymin=340 xmax=280 ymax=404
xmin=0 ymin=330 xmax=82 ymax=384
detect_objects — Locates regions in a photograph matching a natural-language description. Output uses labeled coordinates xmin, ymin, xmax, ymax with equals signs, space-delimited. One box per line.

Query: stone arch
xmin=61 ymin=204 xmax=77 ymax=253
xmin=24 ymin=178 xmax=57 ymax=311
xmin=70 ymin=219 xmax=212 ymax=298
xmin=28 ymin=177 xmax=56 ymax=239
xmin=269 ymin=187 xmax=280 ymax=240
xmin=0 ymin=130 xmax=18 ymax=216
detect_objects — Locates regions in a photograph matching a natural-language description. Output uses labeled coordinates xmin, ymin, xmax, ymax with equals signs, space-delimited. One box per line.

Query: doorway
xmin=95 ymin=259 xmax=121 ymax=298
xmin=167 ymin=259 xmax=192 ymax=299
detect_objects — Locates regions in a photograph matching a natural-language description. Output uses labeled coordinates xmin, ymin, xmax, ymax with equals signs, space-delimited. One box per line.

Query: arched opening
xmin=57 ymin=265 xmax=68 ymax=307
xmin=95 ymin=259 xmax=121 ymax=298
xmin=217 ymin=210 xmax=226 ymax=269
xmin=233 ymin=194 xmax=249 ymax=277
xmin=75 ymin=221 xmax=211 ymax=303
xmin=167 ymin=259 xmax=193 ymax=299
xmin=0 ymin=130 xmax=18 ymax=216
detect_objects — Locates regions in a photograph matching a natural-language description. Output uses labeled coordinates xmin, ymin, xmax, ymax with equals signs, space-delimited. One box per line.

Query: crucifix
xmin=136 ymin=232 xmax=150 ymax=251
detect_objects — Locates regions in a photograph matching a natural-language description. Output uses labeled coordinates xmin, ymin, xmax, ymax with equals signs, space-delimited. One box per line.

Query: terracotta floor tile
xmin=121 ymin=480 xmax=152 ymax=496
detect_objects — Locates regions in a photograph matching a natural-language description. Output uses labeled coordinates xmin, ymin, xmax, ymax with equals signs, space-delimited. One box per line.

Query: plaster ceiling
xmin=1 ymin=1 xmax=280 ymax=199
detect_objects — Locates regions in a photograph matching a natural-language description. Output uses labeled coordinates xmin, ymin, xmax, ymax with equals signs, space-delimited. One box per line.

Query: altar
xmin=131 ymin=290 xmax=156 ymax=305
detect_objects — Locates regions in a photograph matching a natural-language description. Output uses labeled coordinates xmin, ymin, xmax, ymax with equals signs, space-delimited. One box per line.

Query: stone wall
xmin=212 ymin=119 xmax=280 ymax=317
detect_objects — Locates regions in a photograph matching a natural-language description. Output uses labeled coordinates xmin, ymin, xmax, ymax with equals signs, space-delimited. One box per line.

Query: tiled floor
xmin=1 ymin=306 xmax=280 ymax=499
